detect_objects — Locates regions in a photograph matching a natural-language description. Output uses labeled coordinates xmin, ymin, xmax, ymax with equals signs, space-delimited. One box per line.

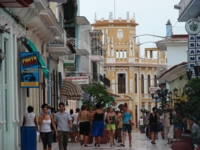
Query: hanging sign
xmin=20 ymin=52 xmax=39 ymax=88
xmin=185 ymin=18 xmax=200 ymax=34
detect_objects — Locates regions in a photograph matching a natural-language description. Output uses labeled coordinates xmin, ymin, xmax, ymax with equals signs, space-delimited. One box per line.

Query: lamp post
xmin=187 ymin=63 xmax=200 ymax=80
xmin=151 ymin=92 xmax=159 ymax=108
xmin=157 ymin=88 xmax=169 ymax=110
xmin=0 ymin=49 xmax=5 ymax=71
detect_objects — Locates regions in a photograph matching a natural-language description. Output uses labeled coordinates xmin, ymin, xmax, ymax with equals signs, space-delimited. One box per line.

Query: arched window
xmin=154 ymin=75 xmax=157 ymax=87
xmin=117 ymin=29 xmax=123 ymax=39
xmin=148 ymin=75 xmax=151 ymax=93
xmin=116 ymin=50 xmax=119 ymax=58
xmin=141 ymin=74 xmax=144 ymax=94
xmin=124 ymin=50 xmax=127 ymax=58
xmin=120 ymin=50 xmax=123 ymax=58
xmin=135 ymin=74 xmax=137 ymax=93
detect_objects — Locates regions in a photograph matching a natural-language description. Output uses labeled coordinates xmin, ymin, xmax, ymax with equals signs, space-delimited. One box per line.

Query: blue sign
xmin=20 ymin=52 xmax=39 ymax=88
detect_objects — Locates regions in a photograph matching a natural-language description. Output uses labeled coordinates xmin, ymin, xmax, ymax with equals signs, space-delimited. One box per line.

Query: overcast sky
xmin=80 ymin=0 xmax=185 ymax=58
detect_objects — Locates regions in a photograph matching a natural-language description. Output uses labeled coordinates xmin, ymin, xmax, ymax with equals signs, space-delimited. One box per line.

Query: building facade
xmin=92 ymin=12 xmax=167 ymax=125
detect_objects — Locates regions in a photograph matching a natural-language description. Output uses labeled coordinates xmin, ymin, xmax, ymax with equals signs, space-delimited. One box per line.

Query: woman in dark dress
xmin=148 ymin=107 xmax=160 ymax=144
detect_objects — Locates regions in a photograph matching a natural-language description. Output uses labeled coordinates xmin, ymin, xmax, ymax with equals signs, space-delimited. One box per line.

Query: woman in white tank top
xmin=22 ymin=106 xmax=38 ymax=131
xmin=38 ymin=104 xmax=57 ymax=150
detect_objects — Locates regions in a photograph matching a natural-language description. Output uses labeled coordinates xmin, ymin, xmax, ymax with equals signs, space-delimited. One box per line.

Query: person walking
xmin=106 ymin=107 xmax=117 ymax=147
xmin=138 ymin=116 xmax=144 ymax=131
xmin=69 ymin=109 xmax=74 ymax=142
xmin=92 ymin=103 xmax=104 ymax=147
xmin=115 ymin=108 xmax=122 ymax=143
xmin=144 ymin=112 xmax=150 ymax=138
xmin=71 ymin=108 xmax=80 ymax=142
xmin=162 ymin=104 xmax=174 ymax=144
xmin=54 ymin=102 xmax=72 ymax=150
xmin=38 ymin=104 xmax=57 ymax=150
xmin=120 ymin=103 xmax=133 ymax=147
xmin=77 ymin=104 xmax=90 ymax=147
xmin=22 ymin=106 xmax=39 ymax=132
xmin=148 ymin=107 xmax=160 ymax=144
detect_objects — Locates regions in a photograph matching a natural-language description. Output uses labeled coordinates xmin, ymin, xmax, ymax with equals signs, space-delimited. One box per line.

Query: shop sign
xmin=149 ymin=87 xmax=158 ymax=92
xmin=20 ymin=52 xmax=39 ymax=88
xmin=65 ymin=76 xmax=89 ymax=84
xmin=185 ymin=18 xmax=200 ymax=34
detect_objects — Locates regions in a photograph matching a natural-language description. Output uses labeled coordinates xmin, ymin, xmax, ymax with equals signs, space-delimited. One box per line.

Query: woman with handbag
xmin=38 ymin=104 xmax=58 ymax=150
xmin=120 ymin=103 xmax=133 ymax=147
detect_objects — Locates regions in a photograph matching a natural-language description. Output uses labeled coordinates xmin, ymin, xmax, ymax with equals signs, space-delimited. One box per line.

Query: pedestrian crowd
xmin=22 ymin=102 xmax=134 ymax=150
xmin=139 ymin=104 xmax=200 ymax=147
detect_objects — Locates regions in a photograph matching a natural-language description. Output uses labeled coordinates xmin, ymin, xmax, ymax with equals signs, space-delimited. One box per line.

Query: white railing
xmin=65 ymin=71 xmax=90 ymax=77
xmin=106 ymin=58 xmax=116 ymax=63
xmin=67 ymin=38 xmax=90 ymax=53
xmin=179 ymin=0 xmax=193 ymax=16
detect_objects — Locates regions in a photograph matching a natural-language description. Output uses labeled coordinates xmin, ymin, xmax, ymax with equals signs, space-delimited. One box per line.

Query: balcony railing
xmin=65 ymin=71 xmax=90 ymax=77
xmin=92 ymin=74 xmax=110 ymax=87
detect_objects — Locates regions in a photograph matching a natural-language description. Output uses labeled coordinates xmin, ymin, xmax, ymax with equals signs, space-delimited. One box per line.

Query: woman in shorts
xmin=106 ymin=107 xmax=117 ymax=147
xmin=120 ymin=103 xmax=133 ymax=147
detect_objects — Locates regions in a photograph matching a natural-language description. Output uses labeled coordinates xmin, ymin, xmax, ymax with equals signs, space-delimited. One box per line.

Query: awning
xmin=60 ymin=80 xmax=82 ymax=100
xmin=21 ymin=37 xmax=49 ymax=78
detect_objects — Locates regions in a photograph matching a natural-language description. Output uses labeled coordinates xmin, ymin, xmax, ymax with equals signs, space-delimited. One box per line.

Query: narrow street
xmin=37 ymin=131 xmax=171 ymax=150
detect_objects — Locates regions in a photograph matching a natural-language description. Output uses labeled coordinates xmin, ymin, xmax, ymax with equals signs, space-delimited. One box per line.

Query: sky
xmin=80 ymin=0 xmax=185 ymax=58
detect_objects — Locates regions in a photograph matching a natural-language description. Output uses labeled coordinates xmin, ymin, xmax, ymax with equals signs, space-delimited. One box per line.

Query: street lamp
xmin=173 ymin=88 xmax=178 ymax=97
xmin=132 ymin=34 xmax=166 ymax=39
xmin=0 ymin=49 xmax=5 ymax=71
xmin=151 ymin=92 xmax=159 ymax=108
xmin=194 ymin=65 xmax=200 ymax=78
xmin=187 ymin=70 xmax=193 ymax=80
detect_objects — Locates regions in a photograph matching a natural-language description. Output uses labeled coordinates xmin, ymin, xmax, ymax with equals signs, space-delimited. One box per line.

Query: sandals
xmin=120 ymin=144 xmax=125 ymax=147
xmin=94 ymin=143 xmax=97 ymax=147
xmin=151 ymin=141 xmax=156 ymax=144
xmin=80 ymin=140 xmax=83 ymax=146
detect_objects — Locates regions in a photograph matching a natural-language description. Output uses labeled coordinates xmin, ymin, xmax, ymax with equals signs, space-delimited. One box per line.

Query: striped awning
xmin=60 ymin=80 xmax=82 ymax=100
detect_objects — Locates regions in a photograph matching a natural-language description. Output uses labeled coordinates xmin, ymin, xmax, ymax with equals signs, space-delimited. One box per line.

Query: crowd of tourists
xmin=139 ymin=104 xmax=200 ymax=146
xmin=22 ymin=102 xmax=133 ymax=150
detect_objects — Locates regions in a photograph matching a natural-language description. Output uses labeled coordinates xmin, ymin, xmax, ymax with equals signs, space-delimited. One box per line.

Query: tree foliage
xmin=174 ymin=78 xmax=200 ymax=123
xmin=81 ymin=83 xmax=115 ymax=108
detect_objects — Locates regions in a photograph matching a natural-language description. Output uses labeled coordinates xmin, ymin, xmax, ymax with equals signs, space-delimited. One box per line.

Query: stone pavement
xmin=37 ymin=131 xmax=172 ymax=150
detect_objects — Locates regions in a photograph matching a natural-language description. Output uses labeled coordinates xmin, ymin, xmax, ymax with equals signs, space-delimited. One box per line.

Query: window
xmin=154 ymin=75 xmax=157 ymax=87
xmin=116 ymin=50 xmax=119 ymax=58
xmin=120 ymin=50 xmax=123 ymax=58
xmin=124 ymin=50 xmax=127 ymax=58
xmin=117 ymin=29 xmax=123 ymax=39
xmin=118 ymin=73 xmax=126 ymax=93
xmin=102 ymin=30 xmax=104 ymax=44
xmin=148 ymin=75 xmax=151 ymax=93
xmin=141 ymin=74 xmax=144 ymax=94
xmin=135 ymin=74 xmax=137 ymax=93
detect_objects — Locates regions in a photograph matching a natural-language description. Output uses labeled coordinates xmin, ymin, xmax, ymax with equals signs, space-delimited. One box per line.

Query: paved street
xmin=37 ymin=131 xmax=171 ymax=150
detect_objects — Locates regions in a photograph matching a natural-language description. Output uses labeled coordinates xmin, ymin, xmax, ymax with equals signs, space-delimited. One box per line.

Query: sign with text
xmin=65 ymin=76 xmax=89 ymax=84
xmin=20 ymin=52 xmax=39 ymax=88
xmin=149 ymin=87 xmax=158 ymax=92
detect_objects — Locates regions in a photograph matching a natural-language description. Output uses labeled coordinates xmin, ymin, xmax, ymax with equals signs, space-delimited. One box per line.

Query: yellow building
xmin=92 ymin=12 xmax=166 ymax=126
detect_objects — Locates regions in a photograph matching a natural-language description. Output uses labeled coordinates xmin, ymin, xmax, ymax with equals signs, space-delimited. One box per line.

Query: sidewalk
xmin=37 ymin=131 xmax=171 ymax=150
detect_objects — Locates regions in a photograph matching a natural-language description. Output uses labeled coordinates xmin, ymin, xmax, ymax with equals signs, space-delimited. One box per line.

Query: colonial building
xmin=92 ymin=12 xmax=167 ymax=125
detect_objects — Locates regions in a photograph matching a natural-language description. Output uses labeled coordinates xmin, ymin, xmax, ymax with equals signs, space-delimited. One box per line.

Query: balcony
xmin=65 ymin=71 xmax=90 ymax=77
xmin=0 ymin=0 xmax=33 ymax=7
xmin=178 ymin=0 xmax=200 ymax=22
xmin=67 ymin=38 xmax=90 ymax=55
xmin=63 ymin=54 xmax=76 ymax=70
xmin=90 ymin=39 xmax=104 ymax=61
